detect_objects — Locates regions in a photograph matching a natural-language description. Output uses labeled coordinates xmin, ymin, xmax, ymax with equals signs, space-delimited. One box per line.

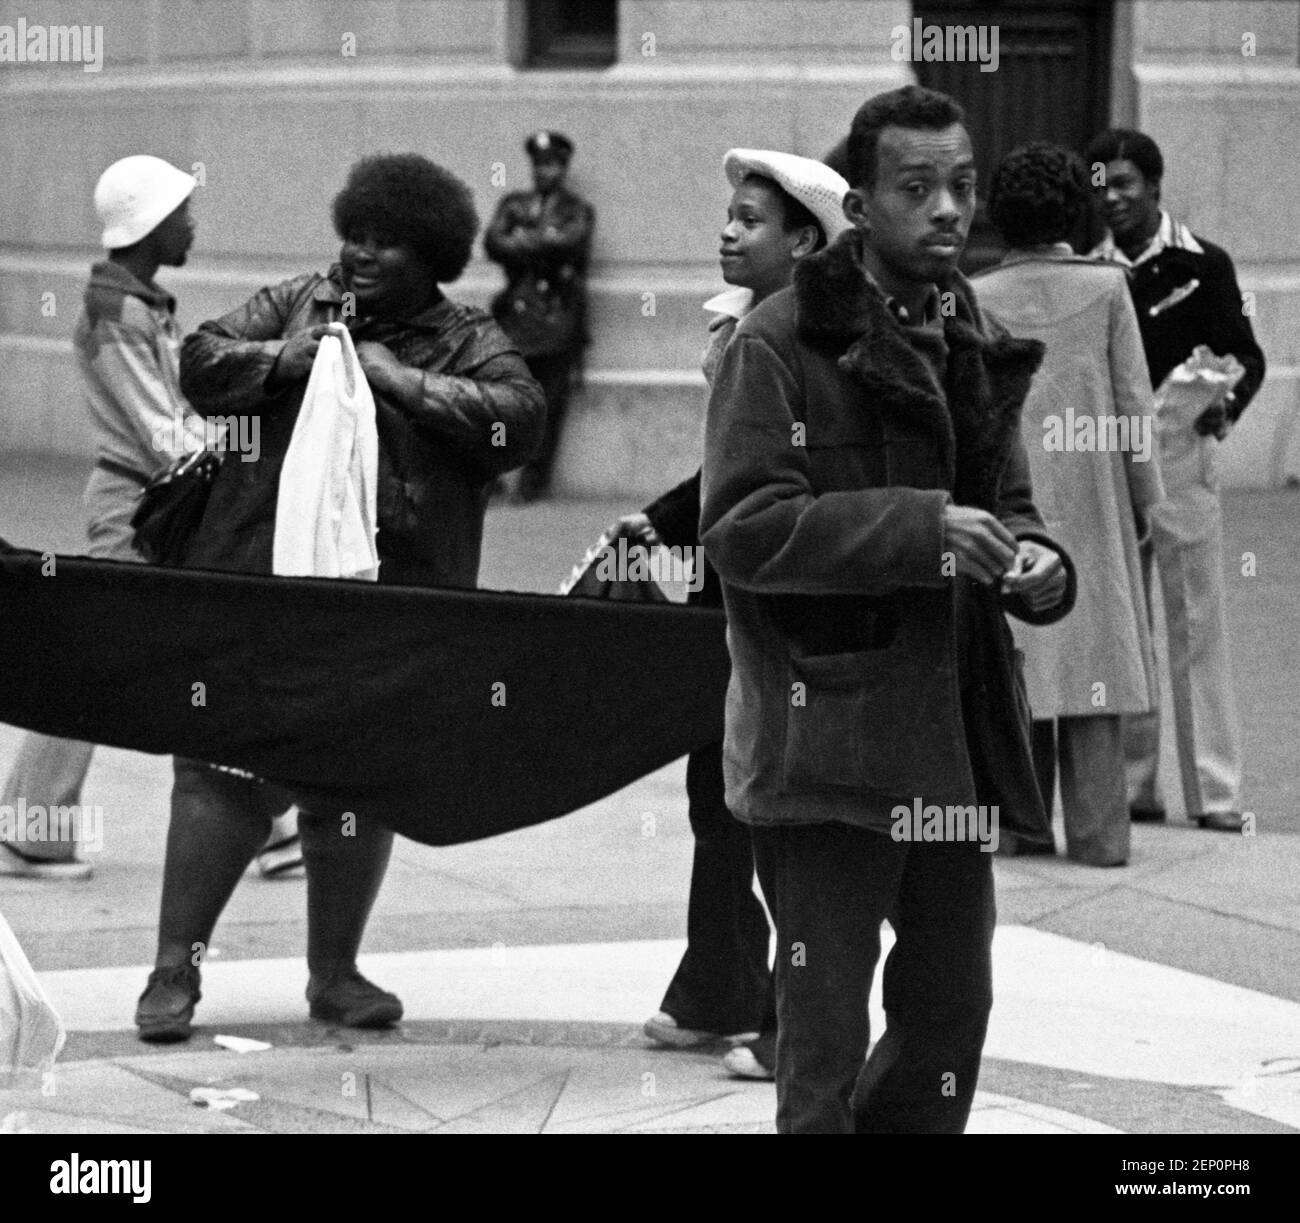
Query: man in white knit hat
xmin=0 ymin=156 xmax=300 ymax=880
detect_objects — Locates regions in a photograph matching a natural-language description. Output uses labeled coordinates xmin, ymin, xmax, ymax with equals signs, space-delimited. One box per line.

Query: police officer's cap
xmin=526 ymin=131 xmax=574 ymax=163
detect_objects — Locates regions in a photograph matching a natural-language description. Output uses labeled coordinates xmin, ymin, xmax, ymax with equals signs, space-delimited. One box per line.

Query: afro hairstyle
xmin=332 ymin=153 xmax=479 ymax=284
xmin=988 ymin=142 xmax=1090 ymax=247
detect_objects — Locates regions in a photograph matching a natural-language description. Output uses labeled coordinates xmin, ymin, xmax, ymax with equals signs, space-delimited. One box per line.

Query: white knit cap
xmin=723 ymin=149 xmax=851 ymax=244
xmin=93 ymin=155 xmax=197 ymax=249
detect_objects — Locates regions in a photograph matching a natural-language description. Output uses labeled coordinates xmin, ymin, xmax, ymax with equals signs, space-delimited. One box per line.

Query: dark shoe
xmin=135 ymin=964 xmax=201 ymax=1043
xmin=995 ymin=836 xmax=1056 ymax=857
xmin=1130 ymin=806 xmax=1167 ymax=823
xmin=1193 ymin=811 xmax=1245 ymax=833
xmin=307 ymin=967 xmax=403 ymax=1028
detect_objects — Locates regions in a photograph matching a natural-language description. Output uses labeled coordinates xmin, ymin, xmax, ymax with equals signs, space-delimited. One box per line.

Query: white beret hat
xmin=723 ymin=148 xmax=851 ymax=244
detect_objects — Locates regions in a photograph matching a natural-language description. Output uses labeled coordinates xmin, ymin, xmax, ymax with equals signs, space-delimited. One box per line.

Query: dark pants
xmin=518 ymin=353 xmax=574 ymax=498
xmin=660 ymin=742 xmax=776 ymax=1035
xmin=750 ymin=822 xmax=995 ymax=1134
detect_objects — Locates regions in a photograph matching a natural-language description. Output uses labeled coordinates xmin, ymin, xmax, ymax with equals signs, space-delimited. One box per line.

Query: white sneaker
xmin=0 ymin=840 xmax=93 ymax=881
xmin=256 ymin=809 xmax=304 ymax=879
xmin=722 ymin=1044 xmax=775 ymax=1081
xmin=643 ymin=1011 xmax=758 ymax=1048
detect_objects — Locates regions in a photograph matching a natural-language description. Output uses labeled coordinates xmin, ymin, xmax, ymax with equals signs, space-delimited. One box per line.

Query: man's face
xmin=844 ymin=123 xmax=976 ymax=292
xmin=153 ymin=198 xmax=195 ymax=267
xmin=1098 ymin=157 xmax=1160 ymax=244
xmin=531 ymin=154 xmax=567 ymax=193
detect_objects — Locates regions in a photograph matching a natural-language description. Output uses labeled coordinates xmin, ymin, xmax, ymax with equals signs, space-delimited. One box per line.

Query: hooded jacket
xmin=700 ymin=229 xmax=1076 ymax=832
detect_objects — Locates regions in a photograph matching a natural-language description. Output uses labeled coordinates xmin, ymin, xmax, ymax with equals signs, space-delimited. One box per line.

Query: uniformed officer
xmin=484 ymin=131 xmax=595 ymax=501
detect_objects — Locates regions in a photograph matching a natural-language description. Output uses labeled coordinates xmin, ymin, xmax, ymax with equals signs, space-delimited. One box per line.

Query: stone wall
xmin=1 ymin=0 xmax=1294 ymax=491
xmin=0 ymin=0 xmax=903 ymax=496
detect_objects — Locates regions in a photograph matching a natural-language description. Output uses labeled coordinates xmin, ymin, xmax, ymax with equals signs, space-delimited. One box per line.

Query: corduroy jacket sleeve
xmin=700 ymin=323 xmax=951 ymax=597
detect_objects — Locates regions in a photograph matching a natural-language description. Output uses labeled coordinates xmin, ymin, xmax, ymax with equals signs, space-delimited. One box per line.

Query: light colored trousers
xmin=1 ymin=468 xmax=141 ymax=860
xmin=1124 ymin=436 xmax=1244 ymax=817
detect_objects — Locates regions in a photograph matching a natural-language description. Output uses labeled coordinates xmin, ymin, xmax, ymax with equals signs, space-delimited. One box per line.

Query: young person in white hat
xmin=1 ymin=155 xmax=300 ymax=880
xmin=607 ymin=149 xmax=850 ymax=1082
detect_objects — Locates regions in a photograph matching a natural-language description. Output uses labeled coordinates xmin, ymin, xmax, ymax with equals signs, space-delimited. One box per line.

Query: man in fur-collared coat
xmin=700 ymin=86 xmax=1077 ymax=1134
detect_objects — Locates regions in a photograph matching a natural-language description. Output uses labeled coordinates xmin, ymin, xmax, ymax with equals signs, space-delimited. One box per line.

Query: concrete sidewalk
xmin=1 ymin=456 xmax=1297 ymax=1134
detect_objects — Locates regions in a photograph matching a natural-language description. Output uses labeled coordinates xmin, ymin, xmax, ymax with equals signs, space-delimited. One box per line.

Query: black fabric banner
xmin=0 ymin=542 xmax=729 ymax=846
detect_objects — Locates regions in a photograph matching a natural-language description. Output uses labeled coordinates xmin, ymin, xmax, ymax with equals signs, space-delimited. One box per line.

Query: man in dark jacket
xmin=700 ymin=86 xmax=1077 ymax=1133
xmin=484 ymin=130 xmax=594 ymax=501
xmin=1086 ymin=128 xmax=1266 ymax=834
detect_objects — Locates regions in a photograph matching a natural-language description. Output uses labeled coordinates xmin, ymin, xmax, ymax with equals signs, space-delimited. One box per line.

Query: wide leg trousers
xmin=1125 ymin=479 xmax=1243 ymax=817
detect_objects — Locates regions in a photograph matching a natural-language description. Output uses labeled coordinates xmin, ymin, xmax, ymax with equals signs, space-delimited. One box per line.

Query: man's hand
xmin=268 ymin=324 xmax=333 ymax=386
xmin=1001 ymin=539 xmax=1068 ymax=612
xmin=942 ymin=504 xmax=1018 ymax=585
xmin=604 ymin=512 xmax=663 ymax=548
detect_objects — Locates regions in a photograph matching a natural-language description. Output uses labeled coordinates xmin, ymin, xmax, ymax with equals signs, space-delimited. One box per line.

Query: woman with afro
xmin=133 ymin=154 xmax=546 ymax=1041
xmin=975 ymin=143 xmax=1164 ymax=867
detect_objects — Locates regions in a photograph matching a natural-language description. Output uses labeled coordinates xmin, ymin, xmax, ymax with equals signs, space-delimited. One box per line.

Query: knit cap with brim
xmin=94 ymin=155 xmax=197 ymax=250
xmin=723 ymin=149 xmax=851 ymax=244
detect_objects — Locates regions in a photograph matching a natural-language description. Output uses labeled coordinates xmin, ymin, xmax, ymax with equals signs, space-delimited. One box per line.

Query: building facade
xmin=0 ymin=0 xmax=1295 ymax=495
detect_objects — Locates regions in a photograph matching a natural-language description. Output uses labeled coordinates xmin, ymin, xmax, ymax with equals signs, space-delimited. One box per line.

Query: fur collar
xmin=794 ymin=229 xmax=1044 ymax=509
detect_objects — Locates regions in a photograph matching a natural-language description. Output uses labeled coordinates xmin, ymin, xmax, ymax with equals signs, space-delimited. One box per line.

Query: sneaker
xmin=256 ymin=809 xmax=303 ymax=878
xmin=722 ymin=1038 xmax=776 ymax=1081
xmin=0 ymin=840 xmax=93 ymax=881
xmin=135 ymin=964 xmax=202 ymax=1043
xmin=1129 ymin=806 xmax=1167 ymax=823
xmin=642 ymin=1011 xmax=758 ymax=1049
xmin=307 ymin=967 xmax=403 ymax=1028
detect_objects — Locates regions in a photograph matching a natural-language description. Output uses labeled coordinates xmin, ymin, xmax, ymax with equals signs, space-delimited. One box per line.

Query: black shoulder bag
xmin=130 ymin=448 xmax=223 ymax=566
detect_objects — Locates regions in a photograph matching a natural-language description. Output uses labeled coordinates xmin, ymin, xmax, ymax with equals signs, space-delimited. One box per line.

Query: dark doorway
xmin=911 ymin=0 xmax=1114 ymax=270
xmin=523 ymin=0 xmax=618 ymax=69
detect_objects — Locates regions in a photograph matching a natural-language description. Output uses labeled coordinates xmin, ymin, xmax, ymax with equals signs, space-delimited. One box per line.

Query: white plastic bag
xmin=272 ymin=322 xmax=380 ymax=581
xmin=0 ymin=910 xmax=66 ymax=1087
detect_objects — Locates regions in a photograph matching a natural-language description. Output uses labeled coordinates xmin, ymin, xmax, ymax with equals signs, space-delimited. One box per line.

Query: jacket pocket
xmin=781 ymin=646 xmax=956 ymax=796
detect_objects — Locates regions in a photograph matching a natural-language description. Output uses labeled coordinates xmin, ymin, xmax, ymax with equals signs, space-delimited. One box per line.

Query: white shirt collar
xmin=1091 ymin=210 xmax=1204 ymax=267
xmin=702 ymin=286 xmax=754 ymax=321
